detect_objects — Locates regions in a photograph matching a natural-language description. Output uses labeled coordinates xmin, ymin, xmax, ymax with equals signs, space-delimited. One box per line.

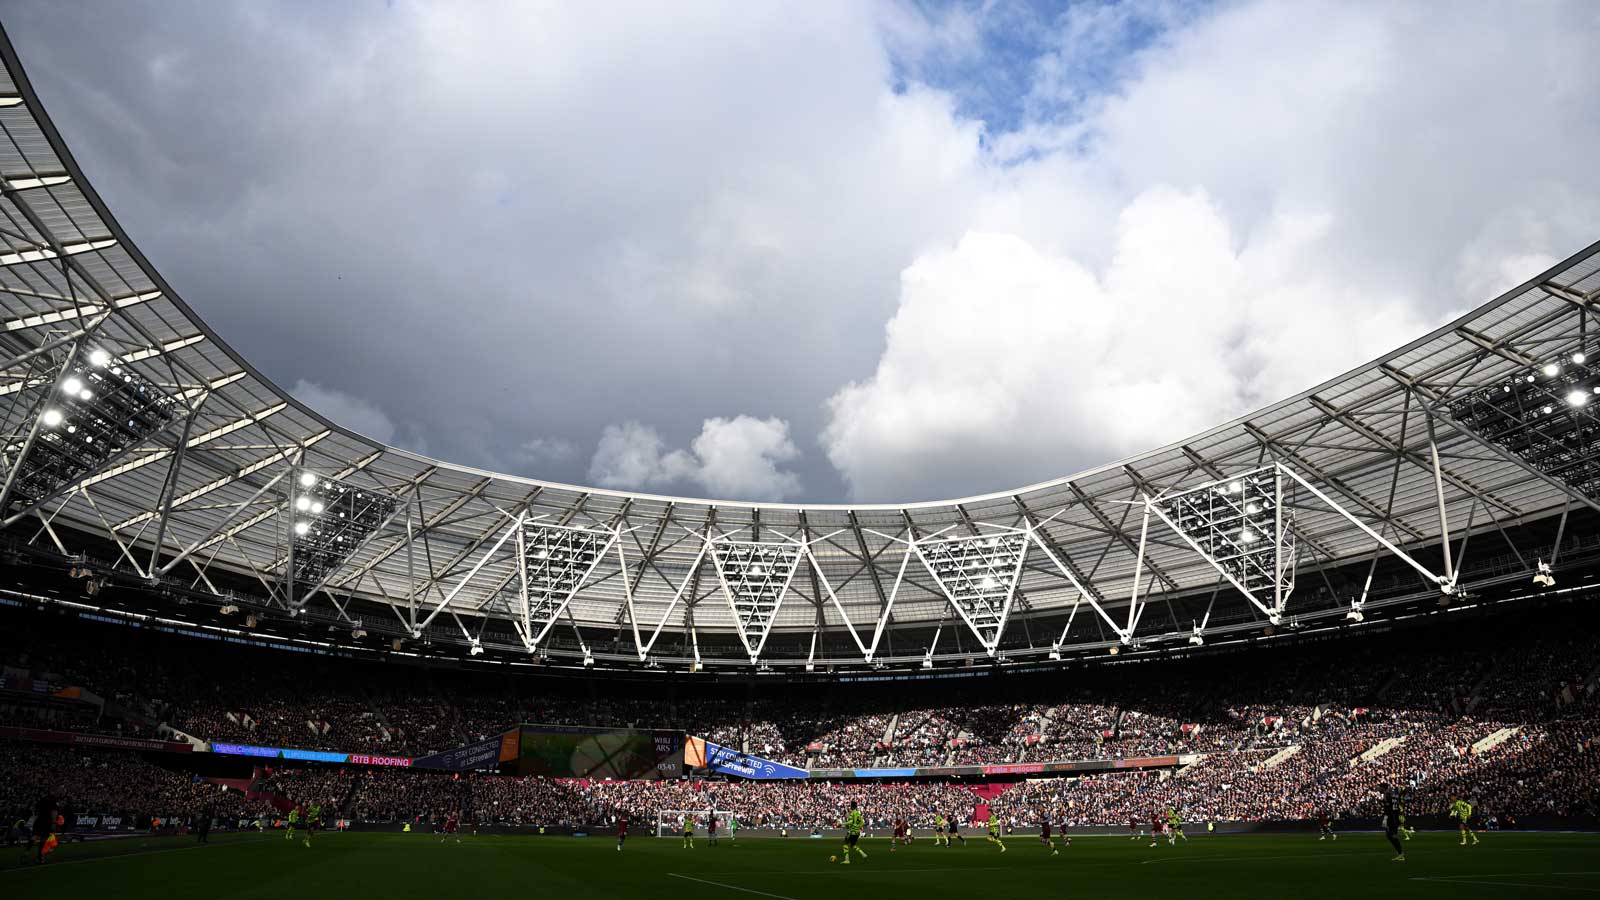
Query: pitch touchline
xmin=668 ymin=872 xmax=802 ymax=900
xmin=1411 ymin=875 xmax=1600 ymax=893
xmin=0 ymin=835 xmax=276 ymax=875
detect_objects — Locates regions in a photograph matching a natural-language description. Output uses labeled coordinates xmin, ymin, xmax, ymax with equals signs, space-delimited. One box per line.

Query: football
xmin=829 ymin=855 xmax=837 ymax=863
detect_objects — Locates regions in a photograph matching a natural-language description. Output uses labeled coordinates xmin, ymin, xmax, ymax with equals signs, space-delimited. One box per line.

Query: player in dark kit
xmin=1129 ymin=816 xmax=1141 ymax=840
xmin=1040 ymin=812 xmax=1059 ymax=856
xmin=1317 ymin=810 xmax=1336 ymax=841
xmin=26 ymin=794 xmax=56 ymax=864
xmin=947 ymin=811 xmax=966 ymax=845
xmin=616 ymin=815 xmax=629 ymax=851
xmin=1382 ymin=788 xmax=1405 ymax=861
xmin=196 ymin=799 xmax=216 ymax=844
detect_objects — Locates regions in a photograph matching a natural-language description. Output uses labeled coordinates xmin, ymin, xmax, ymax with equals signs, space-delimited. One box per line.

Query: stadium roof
xmin=1 ymin=28 xmax=1598 ymax=670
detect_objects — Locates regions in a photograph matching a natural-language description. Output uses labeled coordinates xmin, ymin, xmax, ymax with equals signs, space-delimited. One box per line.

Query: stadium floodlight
xmin=351 ymin=628 xmax=367 ymax=639
xmin=285 ymin=468 xmax=402 ymax=609
xmin=708 ymin=538 xmax=804 ymax=661
xmin=1 ymin=344 xmax=183 ymax=521
xmin=583 ymin=651 xmax=595 ymax=668
xmin=1047 ymin=648 xmax=1062 ymax=661
xmin=1543 ymin=363 xmax=1560 ymax=377
xmin=1445 ymin=349 xmax=1600 ymax=504
xmin=1150 ymin=465 xmax=1297 ymax=624
xmin=468 ymin=641 xmax=484 ymax=656
xmin=913 ymin=530 xmax=1029 ymax=654
xmin=1533 ymin=559 xmax=1555 ymax=588
xmin=515 ymin=521 xmax=617 ymax=651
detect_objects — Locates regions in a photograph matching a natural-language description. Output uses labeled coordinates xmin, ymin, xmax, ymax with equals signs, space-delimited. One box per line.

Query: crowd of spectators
xmin=4 ymin=599 xmax=1599 ymax=830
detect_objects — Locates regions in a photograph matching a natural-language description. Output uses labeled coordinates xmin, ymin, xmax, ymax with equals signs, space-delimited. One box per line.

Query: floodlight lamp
xmin=1575 ymin=352 xmax=1588 ymax=364
xmin=980 ymin=576 xmax=998 ymax=590
xmin=1246 ymin=503 xmax=1259 ymax=514
xmin=921 ymin=657 xmax=934 ymax=669
xmin=79 ymin=389 xmax=92 ymax=401
xmin=1542 ymin=405 xmax=1554 ymax=414
xmin=294 ymin=521 xmax=310 ymax=536
xmin=295 ymin=496 xmax=311 ymax=511
xmin=1567 ymin=390 xmax=1588 ymax=407
xmin=40 ymin=408 xmax=63 ymax=428
xmin=1239 ymin=529 xmax=1256 ymax=543
xmin=299 ymin=472 xmax=317 ymax=488
xmin=61 ymin=376 xmax=83 ymax=396
xmin=88 ymin=349 xmax=111 ymax=367
xmin=1108 ymin=646 xmax=1119 ymax=656
xmin=310 ymin=501 xmax=324 ymax=514
xmin=469 ymin=642 xmax=484 ymax=656
xmin=1543 ymin=363 xmax=1560 ymax=377
xmin=1048 ymin=649 xmax=1062 ymax=661
xmin=1188 ymin=633 xmax=1204 ymax=646
xmin=1229 ymin=481 xmax=1243 ymax=494
xmin=1525 ymin=375 xmax=1535 ymax=383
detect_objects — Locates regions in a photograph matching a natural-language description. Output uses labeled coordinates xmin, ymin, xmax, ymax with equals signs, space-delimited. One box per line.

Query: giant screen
xmin=511 ymin=724 xmax=684 ymax=779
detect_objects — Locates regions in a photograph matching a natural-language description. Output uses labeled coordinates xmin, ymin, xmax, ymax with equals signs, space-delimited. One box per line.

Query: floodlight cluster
xmin=712 ymin=541 xmax=801 ymax=634
xmin=1159 ymin=471 xmax=1296 ymax=598
xmin=918 ymin=533 xmax=1028 ymax=639
xmin=289 ymin=470 xmax=400 ymax=587
xmin=1447 ymin=349 xmax=1600 ymax=501
xmin=521 ymin=523 xmax=608 ymax=618
xmin=9 ymin=346 xmax=179 ymax=512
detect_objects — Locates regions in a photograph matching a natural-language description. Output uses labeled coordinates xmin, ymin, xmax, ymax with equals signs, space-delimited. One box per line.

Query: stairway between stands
xmin=965 ymin=782 xmax=1012 ymax=825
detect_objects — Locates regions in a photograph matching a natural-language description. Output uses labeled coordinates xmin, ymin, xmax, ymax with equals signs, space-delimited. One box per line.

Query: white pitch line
xmin=668 ymin=872 xmax=802 ymax=900
xmin=1140 ymin=851 xmax=1368 ymax=865
xmin=1411 ymin=875 xmax=1600 ymax=893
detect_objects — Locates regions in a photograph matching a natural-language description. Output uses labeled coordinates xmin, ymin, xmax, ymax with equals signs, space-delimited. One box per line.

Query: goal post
xmin=656 ymin=809 xmax=739 ymax=838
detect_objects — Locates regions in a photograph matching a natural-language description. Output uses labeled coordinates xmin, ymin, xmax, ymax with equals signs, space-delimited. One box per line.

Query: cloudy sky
xmin=5 ymin=0 xmax=1597 ymax=503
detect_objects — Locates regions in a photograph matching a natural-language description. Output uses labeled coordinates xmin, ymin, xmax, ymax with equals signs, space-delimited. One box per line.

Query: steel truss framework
xmin=1 ymin=29 xmax=1600 ymax=670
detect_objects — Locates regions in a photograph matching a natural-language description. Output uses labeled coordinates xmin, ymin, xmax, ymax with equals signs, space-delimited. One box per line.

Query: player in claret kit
xmin=1317 ymin=810 xmax=1336 ymax=841
xmin=708 ymin=810 xmax=719 ymax=847
xmin=1129 ymin=816 xmax=1141 ymax=840
xmin=1039 ymin=810 xmax=1058 ymax=856
xmin=439 ymin=809 xmax=460 ymax=844
xmin=616 ymin=814 xmax=628 ymax=852
xmin=1148 ymin=810 xmax=1165 ymax=848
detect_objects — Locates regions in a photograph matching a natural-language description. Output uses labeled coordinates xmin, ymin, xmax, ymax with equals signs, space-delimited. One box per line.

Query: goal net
xmin=656 ymin=809 xmax=739 ymax=838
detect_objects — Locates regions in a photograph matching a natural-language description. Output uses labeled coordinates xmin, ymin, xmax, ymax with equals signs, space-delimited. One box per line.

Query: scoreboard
xmin=510 ymin=724 xmax=684 ymax=780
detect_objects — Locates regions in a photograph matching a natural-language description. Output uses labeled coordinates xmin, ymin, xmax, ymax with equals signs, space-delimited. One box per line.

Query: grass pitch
xmin=4 ymin=830 xmax=1597 ymax=899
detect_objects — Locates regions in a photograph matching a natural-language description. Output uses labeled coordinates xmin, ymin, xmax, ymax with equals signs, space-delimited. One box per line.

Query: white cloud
xmin=822 ymin=0 xmax=1600 ymax=500
xmin=290 ymin=379 xmax=398 ymax=445
xmin=589 ymin=416 xmax=802 ymax=501
xmin=515 ymin=437 xmax=578 ymax=466
xmin=824 ymin=189 xmax=1434 ymax=501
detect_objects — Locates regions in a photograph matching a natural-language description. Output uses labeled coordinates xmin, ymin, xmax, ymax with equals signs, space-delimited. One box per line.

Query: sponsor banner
xmin=413 ymin=733 xmax=506 ymax=771
xmin=348 ymin=753 xmax=412 ymax=768
xmin=698 ymin=740 xmax=808 ymax=780
xmin=0 ymin=725 xmax=191 ymax=753
xmin=806 ymin=755 xmax=1188 ymax=781
xmin=209 ymin=743 xmax=349 ymax=763
xmin=210 ymin=743 xmax=288 ymax=758
xmin=71 ymin=814 xmax=126 ymax=831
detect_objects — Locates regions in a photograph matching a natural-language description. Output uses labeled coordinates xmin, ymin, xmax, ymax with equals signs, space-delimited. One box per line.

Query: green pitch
xmin=3 ymin=830 xmax=1597 ymax=899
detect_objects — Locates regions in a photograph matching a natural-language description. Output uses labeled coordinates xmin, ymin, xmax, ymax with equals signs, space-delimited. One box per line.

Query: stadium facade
xmin=1 ymin=27 xmax=1598 ymax=674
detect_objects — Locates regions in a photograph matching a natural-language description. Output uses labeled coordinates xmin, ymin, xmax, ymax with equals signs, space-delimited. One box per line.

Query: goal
xmin=656 ymin=809 xmax=739 ymax=838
